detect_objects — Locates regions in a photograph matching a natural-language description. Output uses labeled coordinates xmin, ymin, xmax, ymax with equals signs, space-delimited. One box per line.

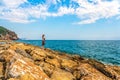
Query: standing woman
xmin=42 ymin=34 xmax=45 ymax=48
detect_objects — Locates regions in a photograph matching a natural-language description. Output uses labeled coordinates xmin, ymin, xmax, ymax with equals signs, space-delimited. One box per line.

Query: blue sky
xmin=0 ymin=0 xmax=120 ymax=40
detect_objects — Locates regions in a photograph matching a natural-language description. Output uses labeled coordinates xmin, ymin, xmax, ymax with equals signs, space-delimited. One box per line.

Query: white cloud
xmin=74 ymin=0 xmax=120 ymax=24
xmin=48 ymin=6 xmax=75 ymax=17
xmin=0 ymin=0 xmax=120 ymax=24
xmin=75 ymin=18 xmax=97 ymax=24
xmin=52 ymin=0 xmax=61 ymax=4
xmin=0 ymin=1 xmax=48 ymax=23
xmin=2 ymin=0 xmax=27 ymax=8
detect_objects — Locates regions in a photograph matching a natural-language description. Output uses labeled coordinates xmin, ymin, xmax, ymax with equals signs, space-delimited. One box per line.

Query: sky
xmin=0 ymin=0 xmax=120 ymax=40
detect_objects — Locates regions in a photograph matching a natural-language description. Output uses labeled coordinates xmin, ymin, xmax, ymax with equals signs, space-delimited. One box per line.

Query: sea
xmin=17 ymin=40 xmax=120 ymax=66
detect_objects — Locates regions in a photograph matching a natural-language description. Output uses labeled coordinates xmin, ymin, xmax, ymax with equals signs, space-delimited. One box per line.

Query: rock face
xmin=0 ymin=41 xmax=120 ymax=80
xmin=0 ymin=26 xmax=18 ymax=40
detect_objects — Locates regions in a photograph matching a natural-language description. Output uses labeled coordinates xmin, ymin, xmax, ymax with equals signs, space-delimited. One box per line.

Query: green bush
xmin=0 ymin=26 xmax=8 ymax=35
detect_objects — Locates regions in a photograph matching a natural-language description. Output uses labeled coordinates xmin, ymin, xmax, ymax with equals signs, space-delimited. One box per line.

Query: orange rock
xmin=61 ymin=59 xmax=78 ymax=70
xmin=19 ymin=73 xmax=36 ymax=80
xmin=8 ymin=73 xmax=36 ymax=80
xmin=76 ymin=63 xmax=112 ymax=80
xmin=9 ymin=58 xmax=50 ymax=80
xmin=0 ymin=49 xmax=50 ymax=80
xmin=0 ymin=50 xmax=15 ymax=62
xmin=41 ymin=62 xmax=55 ymax=77
xmin=0 ymin=62 xmax=3 ymax=78
xmin=45 ymin=58 xmax=60 ymax=67
xmin=30 ymin=49 xmax=47 ymax=61
xmin=51 ymin=68 xmax=75 ymax=80
xmin=8 ymin=78 xmax=19 ymax=80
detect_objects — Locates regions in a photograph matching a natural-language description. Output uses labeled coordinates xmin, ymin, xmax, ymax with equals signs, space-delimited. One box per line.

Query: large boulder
xmin=73 ymin=63 xmax=112 ymax=80
xmin=8 ymin=73 xmax=36 ymax=80
xmin=8 ymin=58 xmax=50 ymax=80
xmin=51 ymin=68 xmax=75 ymax=80
xmin=30 ymin=49 xmax=47 ymax=61
xmin=0 ymin=49 xmax=50 ymax=80
xmin=88 ymin=59 xmax=120 ymax=80
xmin=61 ymin=59 xmax=78 ymax=72
xmin=40 ymin=62 xmax=55 ymax=77
xmin=45 ymin=58 xmax=60 ymax=67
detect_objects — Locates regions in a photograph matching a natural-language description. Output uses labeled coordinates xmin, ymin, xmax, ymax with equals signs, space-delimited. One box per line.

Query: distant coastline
xmin=0 ymin=26 xmax=18 ymax=40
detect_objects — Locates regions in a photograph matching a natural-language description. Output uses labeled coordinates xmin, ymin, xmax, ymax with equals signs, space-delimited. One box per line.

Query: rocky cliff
xmin=0 ymin=41 xmax=120 ymax=80
xmin=0 ymin=26 xmax=18 ymax=40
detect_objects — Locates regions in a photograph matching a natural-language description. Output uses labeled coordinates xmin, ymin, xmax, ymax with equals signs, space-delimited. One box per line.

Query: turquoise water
xmin=17 ymin=40 xmax=120 ymax=65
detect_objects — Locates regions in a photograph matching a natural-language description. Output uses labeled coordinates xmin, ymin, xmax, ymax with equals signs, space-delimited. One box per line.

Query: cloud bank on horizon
xmin=0 ymin=0 xmax=120 ymax=24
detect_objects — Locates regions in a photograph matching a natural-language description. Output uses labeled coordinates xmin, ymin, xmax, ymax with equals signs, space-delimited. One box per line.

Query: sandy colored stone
xmin=8 ymin=78 xmax=19 ymax=80
xmin=41 ymin=62 xmax=55 ymax=77
xmin=51 ymin=68 xmax=75 ymax=80
xmin=76 ymin=63 xmax=112 ymax=80
xmin=103 ymin=66 xmax=120 ymax=80
xmin=0 ymin=62 xmax=3 ymax=78
xmin=8 ymin=58 xmax=50 ymax=80
xmin=10 ymin=43 xmax=34 ymax=51
xmin=88 ymin=59 xmax=120 ymax=80
xmin=0 ymin=49 xmax=49 ymax=80
xmin=0 ymin=50 xmax=15 ymax=62
xmin=30 ymin=49 xmax=47 ymax=61
xmin=19 ymin=73 xmax=36 ymax=80
xmin=110 ymin=65 xmax=120 ymax=75
xmin=45 ymin=58 xmax=60 ymax=67
xmin=61 ymin=59 xmax=78 ymax=70
xmin=8 ymin=73 xmax=36 ymax=80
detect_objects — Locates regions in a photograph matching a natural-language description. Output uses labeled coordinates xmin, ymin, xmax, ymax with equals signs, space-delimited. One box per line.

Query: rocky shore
xmin=0 ymin=40 xmax=120 ymax=80
xmin=0 ymin=26 xmax=18 ymax=40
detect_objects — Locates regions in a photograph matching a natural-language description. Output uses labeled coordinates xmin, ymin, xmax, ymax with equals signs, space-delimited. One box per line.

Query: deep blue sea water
xmin=17 ymin=40 xmax=120 ymax=66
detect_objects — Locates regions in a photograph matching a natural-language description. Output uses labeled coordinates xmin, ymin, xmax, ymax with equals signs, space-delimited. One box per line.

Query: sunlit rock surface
xmin=0 ymin=40 xmax=120 ymax=80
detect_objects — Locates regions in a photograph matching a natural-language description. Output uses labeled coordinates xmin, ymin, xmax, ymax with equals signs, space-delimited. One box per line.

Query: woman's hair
xmin=42 ymin=34 xmax=45 ymax=37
